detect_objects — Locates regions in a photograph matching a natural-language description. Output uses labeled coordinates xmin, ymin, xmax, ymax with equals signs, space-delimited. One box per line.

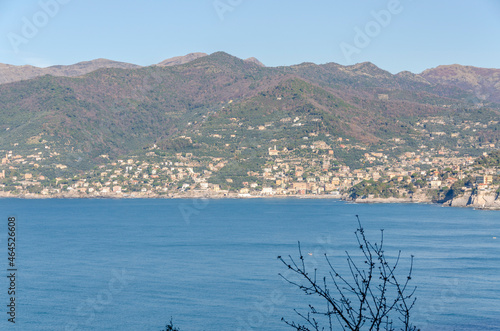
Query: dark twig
xmin=278 ymin=216 xmax=418 ymax=331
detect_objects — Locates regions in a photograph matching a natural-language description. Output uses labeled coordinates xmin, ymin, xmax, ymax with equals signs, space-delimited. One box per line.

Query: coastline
xmin=1 ymin=191 xmax=499 ymax=210
xmin=347 ymin=197 xmax=428 ymax=204
xmin=0 ymin=191 xmax=345 ymax=200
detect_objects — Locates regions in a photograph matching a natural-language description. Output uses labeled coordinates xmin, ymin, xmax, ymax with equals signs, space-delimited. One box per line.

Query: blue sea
xmin=0 ymin=198 xmax=499 ymax=330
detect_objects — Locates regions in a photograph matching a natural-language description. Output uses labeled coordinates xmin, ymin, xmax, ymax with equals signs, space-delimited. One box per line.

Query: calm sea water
xmin=0 ymin=198 xmax=499 ymax=331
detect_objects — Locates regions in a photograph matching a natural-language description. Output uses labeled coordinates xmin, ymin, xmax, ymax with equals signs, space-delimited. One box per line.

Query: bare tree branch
xmin=279 ymin=216 xmax=418 ymax=331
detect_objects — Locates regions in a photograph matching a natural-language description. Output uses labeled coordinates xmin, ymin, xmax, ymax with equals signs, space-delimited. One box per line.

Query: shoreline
xmin=0 ymin=192 xmax=346 ymax=200
xmin=1 ymin=192 xmax=499 ymax=210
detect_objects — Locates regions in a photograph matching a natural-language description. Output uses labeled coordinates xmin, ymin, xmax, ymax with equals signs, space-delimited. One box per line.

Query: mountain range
xmin=0 ymin=52 xmax=268 ymax=85
xmin=2 ymin=52 xmax=498 ymax=102
xmin=0 ymin=52 xmax=498 ymax=168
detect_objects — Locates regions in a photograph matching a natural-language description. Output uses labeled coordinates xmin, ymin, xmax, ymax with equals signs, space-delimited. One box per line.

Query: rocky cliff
xmin=446 ymin=191 xmax=500 ymax=210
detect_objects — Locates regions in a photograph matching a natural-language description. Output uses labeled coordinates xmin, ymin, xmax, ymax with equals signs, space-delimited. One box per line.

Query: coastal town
xmin=1 ymin=50 xmax=499 ymax=211
xmin=1 ymin=135 xmax=499 ymax=209
xmin=1 ymin=2 xmax=500 ymax=330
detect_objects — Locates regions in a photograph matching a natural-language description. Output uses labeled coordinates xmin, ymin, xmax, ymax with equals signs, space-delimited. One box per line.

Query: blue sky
xmin=0 ymin=0 xmax=498 ymax=73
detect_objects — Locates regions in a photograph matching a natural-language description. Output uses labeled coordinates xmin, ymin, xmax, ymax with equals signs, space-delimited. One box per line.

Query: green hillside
xmin=0 ymin=52 xmax=499 ymax=171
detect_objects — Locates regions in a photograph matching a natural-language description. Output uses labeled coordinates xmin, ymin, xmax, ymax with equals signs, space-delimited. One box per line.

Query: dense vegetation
xmin=474 ymin=150 xmax=500 ymax=168
xmin=348 ymin=179 xmax=401 ymax=199
xmin=0 ymin=52 xmax=499 ymax=170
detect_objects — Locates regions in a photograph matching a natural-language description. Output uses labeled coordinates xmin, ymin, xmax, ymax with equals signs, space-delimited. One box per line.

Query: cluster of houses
xmin=0 ymin=140 xmax=498 ymax=198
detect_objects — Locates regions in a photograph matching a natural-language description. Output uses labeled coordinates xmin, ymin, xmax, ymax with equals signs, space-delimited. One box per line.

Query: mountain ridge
xmin=0 ymin=51 xmax=499 ymax=168
xmin=420 ymin=64 xmax=500 ymax=102
xmin=0 ymin=58 xmax=140 ymax=85
xmin=1 ymin=53 xmax=499 ymax=105
xmin=156 ymin=52 xmax=208 ymax=67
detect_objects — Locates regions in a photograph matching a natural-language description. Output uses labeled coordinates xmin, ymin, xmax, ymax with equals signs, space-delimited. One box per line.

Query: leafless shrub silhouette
xmin=278 ymin=216 xmax=418 ymax=331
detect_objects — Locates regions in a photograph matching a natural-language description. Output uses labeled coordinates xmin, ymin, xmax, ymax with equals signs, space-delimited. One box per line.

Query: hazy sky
xmin=0 ymin=0 xmax=498 ymax=73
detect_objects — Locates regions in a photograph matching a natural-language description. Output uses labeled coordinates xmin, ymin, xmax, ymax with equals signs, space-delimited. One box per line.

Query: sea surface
xmin=0 ymin=198 xmax=499 ymax=330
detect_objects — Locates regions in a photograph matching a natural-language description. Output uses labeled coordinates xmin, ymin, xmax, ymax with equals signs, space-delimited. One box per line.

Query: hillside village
xmin=1 ymin=53 xmax=500 ymax=208
xmin=1 ymin=135 xmax=499 ymax=209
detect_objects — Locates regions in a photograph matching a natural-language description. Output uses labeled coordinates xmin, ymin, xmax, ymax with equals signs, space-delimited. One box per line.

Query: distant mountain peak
xmin=344 ymin=62 xmax=392 ymax=77
xmin=184 ymin=52 xmax=257 ymax=70
xmin=0 ymin=59 xmax=140 ymax=85
xmin=84 ymin=58 xmax=127 ymax=65
xmin=47 ymin=58 xmax=139 ymax=69
xmin=157 ymin=52 xmax=208 ymax=67
xmin=350 ymin=62 xmax=380 ymax=69
xmin=421 ymin=64 xmax=500 ymax=78
xmin=421 ymin=64 xmax=500 ymax=102
xmin=244 ymin=57 xmax=265 ymax=67
xmin=87 ymin=58 xmax=113 ymax=63
xmin=395 ymin=70 xmax=431 ymax=84
xmin=203 ymin=51 xmax=244 ymax=63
